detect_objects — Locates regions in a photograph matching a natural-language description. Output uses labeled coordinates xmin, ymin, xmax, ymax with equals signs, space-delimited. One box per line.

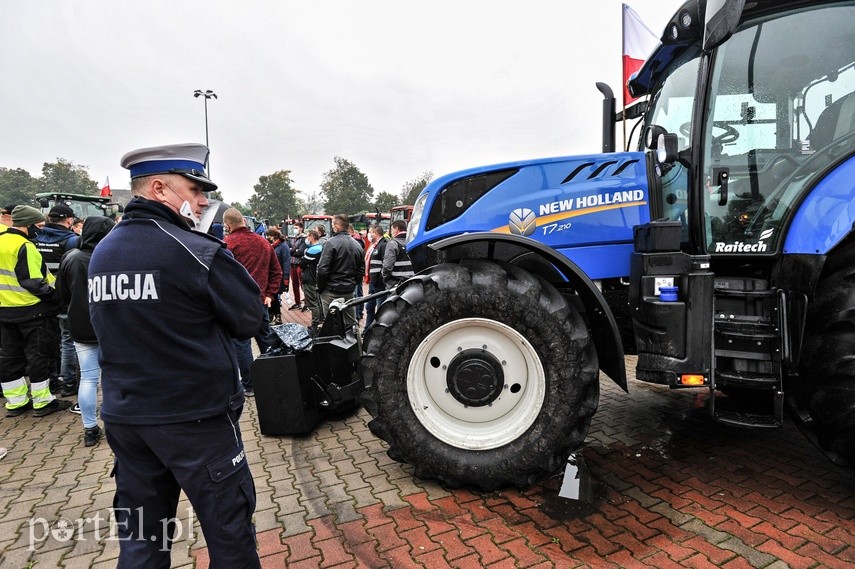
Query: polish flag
xmin=100 ymin=177 xmax=111 ymax=197
xmin=622 ymin=4 xmax=659 ymax=106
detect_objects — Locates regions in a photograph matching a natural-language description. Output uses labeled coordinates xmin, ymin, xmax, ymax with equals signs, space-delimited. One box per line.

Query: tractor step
xmin=710 ymin=278 xmax=786 ymax=429
xmin=715 ymin=369 xmax=780 ymax=387
xmin=712 ymin=408 xmax=783 ymax=428
xmin=710 ymin=389 xmax=784 ymax=428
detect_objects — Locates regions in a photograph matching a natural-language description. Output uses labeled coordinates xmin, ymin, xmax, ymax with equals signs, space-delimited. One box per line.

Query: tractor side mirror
xmin=656 ymin=133 xmax=679 ymax=164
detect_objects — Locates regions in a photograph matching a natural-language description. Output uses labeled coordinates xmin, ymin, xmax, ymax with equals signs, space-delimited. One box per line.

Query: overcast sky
xmin=0 ymin=0 xmax=681 ymax=205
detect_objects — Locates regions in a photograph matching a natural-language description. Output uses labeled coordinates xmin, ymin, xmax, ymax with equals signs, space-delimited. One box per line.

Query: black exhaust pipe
xmin=596 ymin=82 xmax=616 ymax=153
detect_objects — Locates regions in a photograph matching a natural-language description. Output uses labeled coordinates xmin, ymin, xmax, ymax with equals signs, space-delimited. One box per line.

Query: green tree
xmin=299 ymin=191 xmax=324 ymax=216
xmin=0 ymin=167 xmax=38 ymax=206
xmin=320 ymin=156 xmax=374 ymax=215
xmin=247 ymin=170 xmax=300 ymax=221
xmin=400 ymin=170 xmax=433 ymax=205
xmin=230 ymin=202 xmax=251 ymax=215
xmin=374 ymin=191 xmax=399 ymax=212
xmin=39 ymin=158 xmax=98 ymax=195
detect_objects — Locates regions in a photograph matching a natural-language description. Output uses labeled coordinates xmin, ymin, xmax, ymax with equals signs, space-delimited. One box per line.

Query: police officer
xmin=89 ymin=143 xmax=263 ymax=568
xmin=382 ymin=219 xmax=415 ymax=289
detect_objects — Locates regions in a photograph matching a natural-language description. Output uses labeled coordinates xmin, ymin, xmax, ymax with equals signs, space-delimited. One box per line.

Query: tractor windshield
xmin=701 ymin=2 xmax=855 ymax=254
xmin=643 ymin=47 xmax=701 ymax=236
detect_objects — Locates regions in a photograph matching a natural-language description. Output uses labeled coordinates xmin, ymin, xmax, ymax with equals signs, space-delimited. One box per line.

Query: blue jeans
xmin=234 ymin=305 xmax=277 ymax=392
xmin=254 ymin=307 xmax=276 ymax=355
xmin=354 ymin=282 xmax=364 ymax=320
xmin=364 ymin=282 xmax=387 ymax=329
xmin=74 ymin=342 xmax=100 ymax=428
xmin=233 ymin=338 xmax=254 ymax=392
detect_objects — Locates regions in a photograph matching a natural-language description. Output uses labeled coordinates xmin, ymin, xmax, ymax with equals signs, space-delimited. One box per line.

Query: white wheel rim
xmin=407 ymin=317 xmax=546 ymax=450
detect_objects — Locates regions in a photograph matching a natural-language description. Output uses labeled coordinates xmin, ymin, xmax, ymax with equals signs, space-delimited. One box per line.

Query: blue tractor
xmin=349 ymin=0 xmax=855 ymax=489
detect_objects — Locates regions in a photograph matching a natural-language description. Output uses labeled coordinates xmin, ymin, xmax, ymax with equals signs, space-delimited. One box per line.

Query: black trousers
xmin=0 ymin=316 xmax=58 ymax=384
xmin=105 ymin=410 xmax=260 ymax=569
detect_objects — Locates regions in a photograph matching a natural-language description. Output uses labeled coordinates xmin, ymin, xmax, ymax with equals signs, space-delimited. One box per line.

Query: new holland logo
xmin=509 ymin=208 xmax=536 ymax=236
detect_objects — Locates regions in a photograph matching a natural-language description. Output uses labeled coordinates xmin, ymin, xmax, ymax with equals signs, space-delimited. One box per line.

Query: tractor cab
xmin=635 ymin=0 xmax=855 ymax=257
xmin=628 ymin=0 xmax=855 ymax=445
xmin=302 ymin=214 xmax=333 ymax=237
xmin=36 ymin=192 xmax=123 ymax=220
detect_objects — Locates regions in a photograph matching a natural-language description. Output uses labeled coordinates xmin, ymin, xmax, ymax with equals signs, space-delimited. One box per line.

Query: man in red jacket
xmin=222 ymin=208 xmax=283 ymax=396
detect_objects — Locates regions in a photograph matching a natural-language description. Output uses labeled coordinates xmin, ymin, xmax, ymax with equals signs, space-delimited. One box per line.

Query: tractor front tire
xmin=359 ymin=259 xmax=598 ymax=490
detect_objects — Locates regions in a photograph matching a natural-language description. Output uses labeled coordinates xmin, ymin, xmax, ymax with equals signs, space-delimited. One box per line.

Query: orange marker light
xmin=680 ymin=374 xmax=706 ymax=386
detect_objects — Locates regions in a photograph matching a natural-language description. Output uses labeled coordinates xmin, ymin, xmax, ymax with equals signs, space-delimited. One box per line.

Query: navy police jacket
xmin=89 ymin=198 xmax=262 ymax=425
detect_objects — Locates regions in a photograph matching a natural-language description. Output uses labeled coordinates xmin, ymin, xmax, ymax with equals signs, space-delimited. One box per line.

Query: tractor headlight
xmin=407 ymin=192 xmax=429 ymax=244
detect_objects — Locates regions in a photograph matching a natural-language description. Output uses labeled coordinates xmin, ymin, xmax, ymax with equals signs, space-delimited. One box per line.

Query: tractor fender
xmin=426 ymin=232 xmax=628 ymax=391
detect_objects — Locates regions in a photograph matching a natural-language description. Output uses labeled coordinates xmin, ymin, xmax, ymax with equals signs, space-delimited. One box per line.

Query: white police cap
xmin=120 ymin=143 xmax=217 ymax=191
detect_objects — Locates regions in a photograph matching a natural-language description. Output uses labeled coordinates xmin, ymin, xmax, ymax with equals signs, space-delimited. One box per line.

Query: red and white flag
xmin=622 ymin=3 xmax=659 ymax=106
xmin=100 ymin=177 xmax=111 ymax=197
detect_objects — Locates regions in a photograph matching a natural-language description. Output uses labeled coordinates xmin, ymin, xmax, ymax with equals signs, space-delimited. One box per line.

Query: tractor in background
xmin=36 ymin=192 xmax=123 ymax=220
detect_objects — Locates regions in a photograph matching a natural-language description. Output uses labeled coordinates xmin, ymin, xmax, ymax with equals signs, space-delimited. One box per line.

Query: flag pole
xmin=621 ymin=4 xmax=627 ymax=152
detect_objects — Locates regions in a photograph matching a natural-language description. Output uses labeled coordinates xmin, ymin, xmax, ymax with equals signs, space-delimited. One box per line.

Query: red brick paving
xmin=2 ymin=294 xmax=851 ymax=568
xmin=190 ymin=364 xmax=854 ymax=568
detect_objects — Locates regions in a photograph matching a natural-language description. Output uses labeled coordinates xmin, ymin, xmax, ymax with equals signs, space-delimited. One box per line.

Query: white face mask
xmin=179 ymin=200 xmax=216 ymax=234
xmin=179 ymin=200 xmax=199 ymax=225
xmin=163 ymin=182 xmax=210 ymax=233
xmin=194 ymin=203 xmax=217 ymax=234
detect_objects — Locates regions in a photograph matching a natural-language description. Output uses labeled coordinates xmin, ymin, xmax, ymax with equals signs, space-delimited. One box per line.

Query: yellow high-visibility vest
xmin=0 ymin=230 xmax=52 ymax=308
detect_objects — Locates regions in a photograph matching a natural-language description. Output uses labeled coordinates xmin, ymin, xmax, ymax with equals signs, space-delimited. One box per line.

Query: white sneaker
xmin=69 ymin=403 xmax=82 ymax=415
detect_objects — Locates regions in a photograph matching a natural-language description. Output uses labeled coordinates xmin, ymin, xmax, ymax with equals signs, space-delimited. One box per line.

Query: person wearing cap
xmin=34 ymin=203 xmax=81 ymax=398
xmin=34 ymin=203 xmax=80 ymax=273
xmin=88 ymin=143 xmax=262 ymax=568
xmin=0 ymin=206 xmax=70 ymax=418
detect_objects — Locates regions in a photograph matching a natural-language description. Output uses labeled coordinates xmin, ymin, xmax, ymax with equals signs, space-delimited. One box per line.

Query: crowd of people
xmin=262 ymin=215 xmax=414 ymax=337
xmin=0 ymin=142 xmax=417 ymax=567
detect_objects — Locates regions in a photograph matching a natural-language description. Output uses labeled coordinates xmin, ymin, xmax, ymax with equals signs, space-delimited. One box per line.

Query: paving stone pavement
xmin=1 ymin=304 xmax=853 ymax=568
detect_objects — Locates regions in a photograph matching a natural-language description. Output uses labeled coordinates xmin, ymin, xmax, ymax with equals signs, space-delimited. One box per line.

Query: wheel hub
xmin=446 ymin=348 xmax=504 ymax=407
xmin=407 ymin=317 xmax=546 ymax=450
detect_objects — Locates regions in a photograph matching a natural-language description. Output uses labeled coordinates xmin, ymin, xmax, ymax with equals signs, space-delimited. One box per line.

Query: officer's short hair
xmin=130 ymin=176 xmax=153 ymax=195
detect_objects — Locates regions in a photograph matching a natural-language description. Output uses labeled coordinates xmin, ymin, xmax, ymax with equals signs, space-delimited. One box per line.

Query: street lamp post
xmin=193 ymin=89 xmax=217 ymax=174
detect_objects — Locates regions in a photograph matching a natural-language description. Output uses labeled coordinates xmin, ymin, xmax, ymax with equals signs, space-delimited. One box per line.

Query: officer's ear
xmin=149 ymin=178 xmax=169 ymax=203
